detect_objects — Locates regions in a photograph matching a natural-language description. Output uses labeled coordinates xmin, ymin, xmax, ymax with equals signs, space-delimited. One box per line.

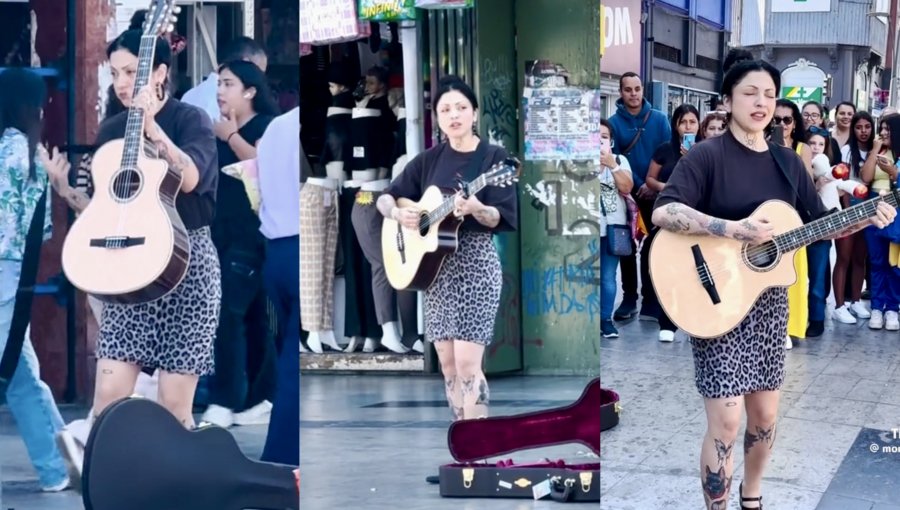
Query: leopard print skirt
xmin=96 ymin=227 xmax=222 ymax=376
xmin=691 ymin=288 xmax=788 ymax=399
xmin=425 ymin=231 xmax=502 ymax=345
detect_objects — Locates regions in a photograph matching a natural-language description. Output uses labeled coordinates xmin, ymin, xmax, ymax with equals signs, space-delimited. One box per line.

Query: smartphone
xmin=682 ymin=133 xmax=696 ymax=151
xmin=877 ymin=154 xmax=891 ymax=165
xmin=600 ymin=138 xmax=611 ymax=156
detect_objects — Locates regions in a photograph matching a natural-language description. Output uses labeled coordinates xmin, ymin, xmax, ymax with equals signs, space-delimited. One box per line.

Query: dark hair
xmin=618 ymin=72 xmax=641 ymax=90
xmin=879 ymin=114 xmax=900 ymax=157
xmin=105 ymin=84 xmax=126 ymax=118
xmin=802 ymin=101 xmax=826 ymax=128
xmin=366 ymin=66 xmax=389 ymax=87
xmin=433 ymin=75 xmax=478 ymax=111
xmin=600 ymin=118 xmax=615 ymax=140
xmin=835 ymin=101 xmax=856 ymax=116
xmin=775 ymin=99 xmax=807 ymax=147
xmin=698 ymin=111 xmax=727 ymax=141
xmin=670 ymin=104 xmax=700 ymax=149
xmin=128 ymin=9 xmax=148 ymax=30
xmin=107 ymin=29 xmax=172 ymax=70
xmin=720 ymin=48 xmax=780 ymax=98
xmin=847 ymin=111 xmax=875 ymax=177
xmin=806 ymin=126 xmax=833 ymax=162
xmin=0 ymin=68 xmax=46 ymax=180
xmin=220 ymin=36 xmax=266 ymax=64
xmin=218 ymin=60 xmax=280 ymax=116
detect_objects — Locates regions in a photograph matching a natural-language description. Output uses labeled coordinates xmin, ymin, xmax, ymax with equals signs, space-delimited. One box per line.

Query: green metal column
xmin=515 ymin=0 xmax=602 ymax=374
xmin=475 ymin=0 xmax=523 ymax=374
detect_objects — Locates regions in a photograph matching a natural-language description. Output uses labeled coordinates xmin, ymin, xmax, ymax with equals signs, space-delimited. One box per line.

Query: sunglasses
xmin=808 ymin=126 xmax=829 ymax=136
xmin=772 ymin=116 xmax=793 ymax=125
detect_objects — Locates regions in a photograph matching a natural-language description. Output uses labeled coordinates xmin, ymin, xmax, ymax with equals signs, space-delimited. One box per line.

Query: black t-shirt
xmin=655 ymin=130 xmax=827 ymax=223
xmin=651 ymin=143 xmax=681 ymax=184
xmin=95 ymin=98 xmax=219 ymax=230
xmin=385 ymin=141 xmax=518 ymax=233
xmin=212 ymin=114 xmax=274 ymax=262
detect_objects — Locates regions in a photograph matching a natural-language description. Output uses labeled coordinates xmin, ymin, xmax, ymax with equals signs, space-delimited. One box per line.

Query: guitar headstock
xmin=483 ymin=157 xmax=521 ymax=188
xmin=144 ymin=0 xmax=181 ymax=37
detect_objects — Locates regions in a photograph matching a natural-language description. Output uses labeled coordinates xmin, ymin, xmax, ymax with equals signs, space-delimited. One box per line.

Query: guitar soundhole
xmin=743 ymin=241 xmax=779 ymax=271
xmin=418 ymin=214 xmax=429 ymax=236
xmin=110 ymin=169 xmax=143 ymax=202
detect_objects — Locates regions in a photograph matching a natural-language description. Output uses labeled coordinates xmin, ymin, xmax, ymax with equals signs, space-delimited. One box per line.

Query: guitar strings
xmin=687 ymin=196 xmax=897 ymax=285
xmin=418 ymin=167 xmax=516 ymax=230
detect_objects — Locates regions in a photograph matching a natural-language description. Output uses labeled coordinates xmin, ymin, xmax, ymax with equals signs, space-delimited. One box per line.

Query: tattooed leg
xmin=459 ymin=373 xmax=490 ymax=419
xmin=444 ymin=375 xmax=464 ymax=421
xmin=701 ymin=464 xmax=733 ymax=510
xmin=701 ymin=397 xmax=742 ymax=510
xmin=743 ymin=390 xmax=780 ymax=507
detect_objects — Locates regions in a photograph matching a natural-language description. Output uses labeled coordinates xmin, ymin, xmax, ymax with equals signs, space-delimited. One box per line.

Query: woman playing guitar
xmin=375 ymin=76 xmax=517 ymax=421
xmin=48 ymin=29 xmax=220 ymax=482
xmin=651 ymin=49 xmax=896 ymax=510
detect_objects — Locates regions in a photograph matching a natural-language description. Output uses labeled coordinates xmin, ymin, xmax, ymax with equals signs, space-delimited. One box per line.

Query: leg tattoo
xmin=744 ymin=424 xmax=775 ymax=454
xmin=444 ymin=376 xmax=464 ymax=421
xmin=714 ymin=438 xmax=735 ymax=468
xmin=702 ymin=465 xmax=732 ymax=505
xmin=475 ymin=379 xmax=489 ymax=405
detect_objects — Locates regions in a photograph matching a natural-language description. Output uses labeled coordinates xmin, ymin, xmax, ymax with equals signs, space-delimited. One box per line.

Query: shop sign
xmin=300 ymin=0 xmax=370 ymax=45
xmin=358 ymin=0 xmax=417 ymax=21
xmin=415 ymin=0 xmax=474 ymax=9
xmin=771 ymin=0 xmax=831 ymax=13
xmin=600 ymin=0 xmax=641 ymax=77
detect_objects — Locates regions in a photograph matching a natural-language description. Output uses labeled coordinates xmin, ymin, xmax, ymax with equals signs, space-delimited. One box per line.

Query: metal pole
xmin=886 ymin=0 xmax=898 ymax=107
xmin=400 ymin=20 xmax=423 ymax=159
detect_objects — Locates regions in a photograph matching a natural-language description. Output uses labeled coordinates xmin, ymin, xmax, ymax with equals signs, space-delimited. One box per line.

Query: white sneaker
xmin=411 ymin=339 xmax=425 ymax=353
xmin=851 ymin=301 xmax=871 ymax=319
xmin=56 ymin=429 xmax=84 ymax=493
xmin=233 ymin=400 xmax=273 ymax=426
xmin=869 ymin=310 xmax=885 ymax=330
xmin=201 ymin=404 xmax=234 ymax=428
xmin=833 ymin=305 xmax=858 ymax=324
xmin=658 ymin=330 xmax=675 ymax=342
xmin=42 ymin=477 xmax=70 ymax=492
xmin=785 ymin=335 xmax=793 ymax=350
xmin=886 ymin=311 xmax=900 ymax=331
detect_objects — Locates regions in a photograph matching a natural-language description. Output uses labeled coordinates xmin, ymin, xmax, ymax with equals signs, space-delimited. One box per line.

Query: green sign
xmin=781 ymin=86 xmax=823 ymax=104
xmin=358 ymin=0 xmax=417 ymax=21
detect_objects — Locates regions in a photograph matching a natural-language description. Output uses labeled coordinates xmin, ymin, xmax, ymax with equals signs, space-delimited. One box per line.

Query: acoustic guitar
xmin=649 ymin=194 xmax=899 ymax=338
xmin=382 ymin=158 xmax=520 ymax=291
xmin=81 ymin=397 xmax=299 ymax=510
xmin=62 ymin=0 xmax=189 ymax=305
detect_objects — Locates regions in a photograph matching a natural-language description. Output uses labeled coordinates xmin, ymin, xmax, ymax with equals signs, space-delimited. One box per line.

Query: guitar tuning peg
xmin=174 ymin=6 xmax=182 ymax=13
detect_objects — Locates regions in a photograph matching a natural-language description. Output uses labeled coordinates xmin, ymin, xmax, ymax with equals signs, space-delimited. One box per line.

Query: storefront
xmin=599 ymin=0 xmax=642 ymax=118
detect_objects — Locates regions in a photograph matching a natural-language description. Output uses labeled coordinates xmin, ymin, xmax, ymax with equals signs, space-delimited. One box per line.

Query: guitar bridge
xmin=691 ymin=244 xmax=721 ymax=305
xmin=89 ymin=236 xmax=146 ymax=249
xmin=395 ymin=224 xmax=406 ymax=264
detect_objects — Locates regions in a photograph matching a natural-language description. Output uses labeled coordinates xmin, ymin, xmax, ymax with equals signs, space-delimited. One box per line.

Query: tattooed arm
xmin=651 ymin=202 xmax=772 ymax=243
xmin=146 ymin=121 xmax=201 ymax=193
xmin=473 ymin=206 xmax=501 ymax=228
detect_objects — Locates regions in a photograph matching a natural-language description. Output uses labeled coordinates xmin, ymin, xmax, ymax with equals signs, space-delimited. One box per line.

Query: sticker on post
xmin=354 ymin=146 xmax=365 ymax=158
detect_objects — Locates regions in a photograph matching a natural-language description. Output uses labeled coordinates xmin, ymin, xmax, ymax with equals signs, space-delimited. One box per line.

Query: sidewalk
xmin=0 ymin=406 xmax=269 ymax=510
xmin=300 ymin=374 xmax=600 ymax=509
xmin=601 ymin=316 xmax=900 ymax=510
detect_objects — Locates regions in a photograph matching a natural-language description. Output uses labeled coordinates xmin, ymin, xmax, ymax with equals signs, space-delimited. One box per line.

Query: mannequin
xmin=299 ymin=175 xmax=340 ymax=352
xmin=350 ymin=106 xmax=423 ymax=354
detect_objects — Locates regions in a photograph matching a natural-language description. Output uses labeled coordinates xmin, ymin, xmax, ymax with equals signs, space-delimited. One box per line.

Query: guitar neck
xmin=776 ymin=191 xmax=900 ymax=252
xmin=122 ymin=34 xmax=161 ymax=166
xmin=426 ymin=175 xmax=489 ymax=224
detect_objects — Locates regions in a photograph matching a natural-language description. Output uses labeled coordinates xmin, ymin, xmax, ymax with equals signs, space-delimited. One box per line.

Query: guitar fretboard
xmin=775 ymin=191 xmax=900 ymax=252
xmin=122 ymin=35 xmax=161 ymax=168
xmin=422 ymin=174 xmax=489 ymax=229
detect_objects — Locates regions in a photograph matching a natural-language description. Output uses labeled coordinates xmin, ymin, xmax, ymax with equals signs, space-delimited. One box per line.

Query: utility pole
xmin=886 ymin=0 xmax=898 ymax=107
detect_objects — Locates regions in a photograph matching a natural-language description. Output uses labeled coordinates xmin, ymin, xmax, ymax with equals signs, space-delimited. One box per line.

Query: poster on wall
xmin=300 ymin=0 xmax=370 ymax=45
xmin=359 ymin=0 xmax=417 ymax=21
xmin=522 ymin=87 xmax=602 ymax=161
xmin=771 ymin=0 xmax=831 ymax=13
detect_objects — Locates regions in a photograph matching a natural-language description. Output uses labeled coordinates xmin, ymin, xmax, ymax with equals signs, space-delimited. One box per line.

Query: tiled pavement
xmin=601 ymin=315 xmax=900 ymax=510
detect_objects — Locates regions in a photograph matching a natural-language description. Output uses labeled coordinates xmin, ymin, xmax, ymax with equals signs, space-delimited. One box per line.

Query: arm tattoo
xmin=655 ymin=203 xmax=728 ymax=237
xmin=58 ymin=186 xmax=91 ymax=212
xmin=474 ymin=207 xmax=500 ymax=227
xmin=154 ymin=138 xmax=194 ymax=173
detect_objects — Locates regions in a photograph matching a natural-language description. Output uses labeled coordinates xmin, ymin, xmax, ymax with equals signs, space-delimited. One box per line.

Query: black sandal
xmin=739 ymin=482 xmax=763 ymax=510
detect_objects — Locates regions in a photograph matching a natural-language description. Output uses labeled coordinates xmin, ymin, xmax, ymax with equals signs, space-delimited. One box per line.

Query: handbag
xmin=600 ymin=179 xmax=633 ymax=257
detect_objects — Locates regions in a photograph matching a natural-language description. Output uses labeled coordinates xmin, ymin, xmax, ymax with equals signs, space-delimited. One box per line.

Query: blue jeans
xmin=600 ymin=236 xmax=620 ymax=321
xmin=0 ymin=260 xmax=68 ymax=490
xmin=806 ymin=240 xmax=832 ymax=321
xmin=260 ymin=237 xmax=299 ymax=466
xmin=863 ymin=227 xmax=900 ymax=312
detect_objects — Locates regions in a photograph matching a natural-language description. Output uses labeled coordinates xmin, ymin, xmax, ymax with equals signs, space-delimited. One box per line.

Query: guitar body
xmin=382 ymin=185 xmax=462 ymax=291
xmin=649 ymin=200 xmax=803 ymax=339
xmin=82 ymin=397 xmax=298 ymax=510
xmin=62 ymin=139 xmax=190 ymax=304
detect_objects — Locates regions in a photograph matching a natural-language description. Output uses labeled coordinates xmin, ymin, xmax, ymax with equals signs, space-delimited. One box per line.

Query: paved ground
xmin=0 ymin=406 xmax=269 ymax=510
xmin=300 ymin=374 xmax=599 ymax=510
xmin=602 ymin=314 xmax=900 ymax=510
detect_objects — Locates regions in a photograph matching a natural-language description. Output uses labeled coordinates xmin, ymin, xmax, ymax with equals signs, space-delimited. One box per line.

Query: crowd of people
xmin=0 ymin=10 xmax=299 ymax=501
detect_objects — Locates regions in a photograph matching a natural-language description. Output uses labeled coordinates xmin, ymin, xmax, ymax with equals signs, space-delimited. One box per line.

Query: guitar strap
xmin=767 ymin=141 xmax=815 ymax=223
xmin=0 ymin=187 xmax=47 ymax=403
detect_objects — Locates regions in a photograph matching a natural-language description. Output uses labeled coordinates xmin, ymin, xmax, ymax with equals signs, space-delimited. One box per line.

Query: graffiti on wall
xmin=480 ymin=56 xmax=517 ymax=148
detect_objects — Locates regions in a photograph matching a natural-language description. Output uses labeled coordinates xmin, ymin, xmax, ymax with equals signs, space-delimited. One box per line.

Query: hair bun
xmin=723 ymin=48 xmax=755 ymax=74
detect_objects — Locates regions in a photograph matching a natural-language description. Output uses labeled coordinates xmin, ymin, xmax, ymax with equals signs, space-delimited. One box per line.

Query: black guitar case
xmin=82 ymin=397 xmax=298 ymax=510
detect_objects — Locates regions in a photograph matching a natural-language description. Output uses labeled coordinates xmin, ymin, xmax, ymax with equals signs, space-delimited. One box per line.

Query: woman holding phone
xmin=599 ymin=119 xmax=634 ymax=339
xmin=645 ymin=104 xmax=699 ymax=341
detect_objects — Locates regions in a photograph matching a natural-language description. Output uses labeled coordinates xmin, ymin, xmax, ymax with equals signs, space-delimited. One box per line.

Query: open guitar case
xmin=437 ymin=377 xmax=620 ymax=502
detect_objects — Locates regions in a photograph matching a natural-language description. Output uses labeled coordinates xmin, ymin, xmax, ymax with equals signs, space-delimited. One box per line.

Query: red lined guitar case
xmin=437 ymin=377 xmax=620 ymax=502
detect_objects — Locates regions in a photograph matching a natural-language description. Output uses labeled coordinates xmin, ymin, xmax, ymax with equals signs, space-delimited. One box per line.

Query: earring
xmin=155 ymin=83 xmax=164 ymax=101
